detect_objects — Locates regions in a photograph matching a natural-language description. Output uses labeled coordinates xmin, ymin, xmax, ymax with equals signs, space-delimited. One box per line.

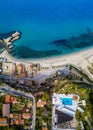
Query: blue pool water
xmin=1 ymin=0 xmax=93 ymax=58
xmin=60 ymin=98 xmax=72 ymax=105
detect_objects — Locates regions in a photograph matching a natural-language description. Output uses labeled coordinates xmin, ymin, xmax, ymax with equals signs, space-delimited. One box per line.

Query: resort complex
xmin=52 ymin=93 xmax=79 ymax=130
xmin=0 ymin=30 xmax=93 ymax=129
xmin=0 ymin=16 xmax=93 ymax=130
xmin=0 ymin=48 xmax=93 ymax=130
xmin=1 ymin=0 xmax=93 ymax=129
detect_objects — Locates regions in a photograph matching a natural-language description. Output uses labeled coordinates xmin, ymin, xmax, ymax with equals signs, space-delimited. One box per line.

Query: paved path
xmin=85 ymin=116 xmax=93 ymax=130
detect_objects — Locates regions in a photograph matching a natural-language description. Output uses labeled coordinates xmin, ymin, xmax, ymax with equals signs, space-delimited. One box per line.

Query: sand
xmin=1 ymin=48 xmax=93 ymax=80
xmin=0 ymin=48 xmax=93 ymax=66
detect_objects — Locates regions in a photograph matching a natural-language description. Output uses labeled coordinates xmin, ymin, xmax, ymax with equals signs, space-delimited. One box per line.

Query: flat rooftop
xmin=52 ymin=93 xmax=79 ymax=117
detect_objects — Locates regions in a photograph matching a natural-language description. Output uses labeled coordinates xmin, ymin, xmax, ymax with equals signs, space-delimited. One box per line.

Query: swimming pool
xmin=60 ymin=98 xmax=72 ymax=105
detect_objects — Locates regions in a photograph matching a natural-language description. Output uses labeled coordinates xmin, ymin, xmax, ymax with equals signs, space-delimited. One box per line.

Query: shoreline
xmin=1 ymin=44 xmax=93 ymax=81
xmin=1 ymin=30 xmax=93 ymax=67
xmin=1 ymin=47 xmax=93 ymax=66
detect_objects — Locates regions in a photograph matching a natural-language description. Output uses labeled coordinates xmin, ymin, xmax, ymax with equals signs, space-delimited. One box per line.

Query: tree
xmin=75 ymin=110 xmax=82 ymax=121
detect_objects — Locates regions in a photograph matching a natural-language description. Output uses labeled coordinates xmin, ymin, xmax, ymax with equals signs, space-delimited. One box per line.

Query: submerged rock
xmin=0 ymin=30 xmax=21 ymax=50
xmin=51 ymin=39 xmax=73 ymax=50
xmin=51 ymin=28 xmax=93 ymax=49
xmin=0 ymin=31 xmax=21 ymax=40
xmin=9 ymin=46 xmax=62 ymax=58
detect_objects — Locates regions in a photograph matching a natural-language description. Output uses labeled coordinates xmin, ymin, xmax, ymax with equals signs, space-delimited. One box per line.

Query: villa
xmin=5 ymin=95 xmax=11 ymax=103
xmin=37 ymin=100 xmax=47 ymax=108
xmin=52 ymin=93 xmax=79 ymax=129
xmin=2 ymin=104 xmax=10 ymax=117
xmin=42 ymin=127 xmax=48 ymax=130
xmin=0 ymin=118 xmax=8 ymax=126
xmin=22 ymin=113 xmax=31 ymax=120
xmin=17 ymin=64 xmax=26 ymax=78
xmin=10 ymin=114 xmax=24 ymax=125
xmin=11 ymin=97 xmax=17 ymax=104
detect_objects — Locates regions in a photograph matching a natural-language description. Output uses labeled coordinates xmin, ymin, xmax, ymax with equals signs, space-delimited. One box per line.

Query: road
xmin=0 ymin=86 xmax=36 ymax=130
xmin=52 ymin=105 xmax=56 ymax=129
xmin=85 ymin=116 xmax=93 ymax=130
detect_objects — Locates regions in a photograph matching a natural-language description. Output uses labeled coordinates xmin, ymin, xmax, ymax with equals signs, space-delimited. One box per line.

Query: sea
xmin=0 ymin=0 xmax=93 ymax=59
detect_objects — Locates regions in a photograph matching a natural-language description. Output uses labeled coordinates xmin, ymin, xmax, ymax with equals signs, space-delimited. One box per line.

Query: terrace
xmin=52 ymin=93 xmax=79 ymax=129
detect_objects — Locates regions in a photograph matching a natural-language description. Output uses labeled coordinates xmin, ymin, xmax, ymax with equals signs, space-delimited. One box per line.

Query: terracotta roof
xmin=0 ymin=118 xmax=8 ymax=126
xmin=15 ymin=120 xmax=24 ymax=125
xmin=11 ymin=97 xmax=17 ymax=104
xmin=13 ymin=114 xmax=21 ymax=120
xmin=5 ymin=95 xmax=10 ymax=103
xmin=73 ymin=95 xmax=78 ymax=101
xmin=22 ymin=113 xmax=31 ymax=119
xmin=42 ymin=127 xmax=48 ymax=130
xmin=19 ymin=120 xmax=24 ymax=125
xmin=10 ymin=114 xmax=24 ymax=125
xmin=17 ymin=64 xmax=26 ymax=77
xmin=10 ymin=119 xmax=14 ymax=125
xmin=37 ymin=100 xmax=46 ymax=108
xmin=2 ymin=104 xmax=10 ymax=117
xmin=9 ymin=114 xmax=13 ymax=118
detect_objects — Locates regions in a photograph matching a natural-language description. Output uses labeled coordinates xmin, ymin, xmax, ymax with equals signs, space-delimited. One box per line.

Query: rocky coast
xmin=0 ymin=31 xmax=21 ymax=49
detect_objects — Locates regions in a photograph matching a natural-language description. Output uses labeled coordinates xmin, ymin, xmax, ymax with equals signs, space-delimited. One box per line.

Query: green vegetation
xmin=9 ymin=125 xmax=24 ymax=130
xmin=46 ymin=75 xmax=93 ymax=129
xmin=0 ymin=92 xmax=32 ymax=130
xmin=0 ymin=95 xmax=5 ymax=116
xmin=35 ymin=91 xmax=52 ymax=130
xmin=0 ymin=126 xmax=9 ymax=130
xmin=0 ymin=80 xmax=4 ymax=85
xmin=0 ymin=68 xmax=93 ymax=130
xmin=11 ymin=103 xmax=24 ymax=113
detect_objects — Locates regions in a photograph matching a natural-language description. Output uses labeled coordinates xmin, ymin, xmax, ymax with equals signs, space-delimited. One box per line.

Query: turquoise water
xmin=60 ymin=98 xmax=72 ymax=105
xmin=1 ymin=0 xmax=93 ymax=58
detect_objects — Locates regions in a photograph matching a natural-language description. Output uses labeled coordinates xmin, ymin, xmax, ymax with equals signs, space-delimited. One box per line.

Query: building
xmin=52 ymin=93 xmax=79 ymax=117
xmin=2 ymin=62 xmax=16 ymax=77
xmin=25 ymin=80 xmax=32 ymax=86
xmin=17 ymin=64 xmax=26 ymax=78
xmin=15 ymin=120 xmax=24 ymax=125
xmin=2 ymin=104 xmax=10 ymax=117
xmin=5 ymin=95 xmax=11 ymax=103
xmin=19 ymin=79 xmax=25 ymax=85
xmin=13 ymin=114 xmax=21 ymax=120
xmin=42 ymin=127 xmax=48 ymax=130
xmin=11 ymin=97 xmax=17 ymax=104
xmin=58 ymin=66 xmax=70 ymax=77
xmin=27 ymin=65 xmax=33 ymax=77
xmin=9 ymin=114 xmax=13 ymax=118
xmin=42 ymin=121 xmax=48 ymax=130
xmin=22 ymin=113 xmax=31 ymax=119
xmin=52 ymin=93 xmax=79 ymax=129
xmin=0 ymin=118 xmax=8 ymax=126
xmin=37 ymin=100 xmax=46 ymax=108
xmin=22 ymin=107 xmax=27 ymax=113
xmin=10 ymin=114 xmax=24 ymax=125
xmin=55 ymin=110 xmax=73 ymax=125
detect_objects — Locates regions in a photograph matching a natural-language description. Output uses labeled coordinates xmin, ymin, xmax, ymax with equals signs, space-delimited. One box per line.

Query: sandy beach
xmin=0 ymin=48 xmax=93 ymax=67
xmin=0 ymin=30 xmax=93 ymax=69
xmin=1 ymin=47 xmax=93 ymax=80
xmin=0 ymin=48 xmax=93 ymax=69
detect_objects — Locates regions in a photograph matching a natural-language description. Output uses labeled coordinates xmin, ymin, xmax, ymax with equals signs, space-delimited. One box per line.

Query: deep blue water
xmin=1 ymin=0 xmax=93 ymax=58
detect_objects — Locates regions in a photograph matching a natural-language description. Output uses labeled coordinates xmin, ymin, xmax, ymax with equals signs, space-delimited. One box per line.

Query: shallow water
xmin=0 ymin=0 xmax=93 ymax=58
